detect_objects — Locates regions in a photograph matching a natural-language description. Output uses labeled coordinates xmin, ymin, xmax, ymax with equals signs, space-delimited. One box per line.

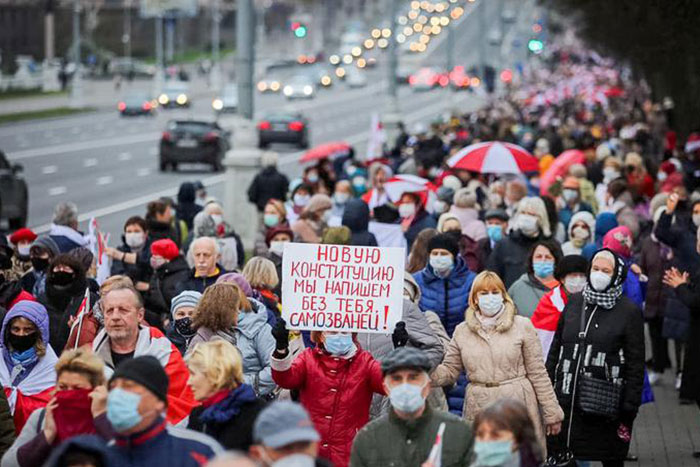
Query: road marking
xmin=137 ymin=168 xmax=151 ymax=176
xmin=42 ymin=165 xmax=58 ymax=174
xmin=96 ymin=176 xmax=113 ymax=185
xmin=84 ymin=158 xmax=98 ymax=167
xmin=5 ymin=132 xmax=160 ymax=161
xmin=119 ymin=152 xmax=132 ymax=161
xmin=48 ymin=186 xmax=67 ymax=196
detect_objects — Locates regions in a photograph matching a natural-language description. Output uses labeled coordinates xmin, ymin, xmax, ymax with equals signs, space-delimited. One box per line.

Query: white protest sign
xmin=282 ymin=243 xmax=405 ymax=333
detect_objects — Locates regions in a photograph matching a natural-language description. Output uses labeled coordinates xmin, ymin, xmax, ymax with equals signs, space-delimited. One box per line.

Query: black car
xmin=257 ymin=112 xmax=309 ymax=149
xmin=118 ymin=93 xmax=155 ymax=116
xmin=0 ymin=151 xmax=28 ymax=229
xmin=159 ymin=120 xmax=230 ymax=172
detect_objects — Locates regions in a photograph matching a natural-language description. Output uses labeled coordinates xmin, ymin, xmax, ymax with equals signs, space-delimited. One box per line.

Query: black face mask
xmin=31 ymin=257 xmax=50 ymax=273
xmin=7 ymin=332 xmax=37 ymax=352
xmin=0 ymin=254 xmax=11 ymax=271
xmin=174 ymin=317 xmax=195 ymax=337
xmin=50 ymin=271 xmax=76 ymax=287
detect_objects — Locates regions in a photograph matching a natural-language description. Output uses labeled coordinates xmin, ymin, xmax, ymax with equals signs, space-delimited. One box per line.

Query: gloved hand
xmin=271 ymin=318 xmax=289 ymax=351
xmin=392 ymin=321 xmax=409 ymax=348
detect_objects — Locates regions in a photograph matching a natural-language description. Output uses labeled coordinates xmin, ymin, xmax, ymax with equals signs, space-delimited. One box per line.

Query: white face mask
xmin=334 ymin=192 xmax=350 ymax=205
xmin=267 ymin=453 xmax=316 ymax=467
xmin=433 ymin=200 xmax=448 ymax=214
xmin=518 ymin=214 xmax=539 ymax=236
xmin=269 ymin=241 xmax=286 ymax=257
xmin=603 ymin=167 xmax=620 ymax=181
xmin=564 ymin=275 xmax=587 ymax=294
xmin=294 ymin=194 xmax=310 ymax=207
xmin=590 ymin=271 xmax=612 ymax=291
xmin=693 ymin=214 xmax=700 ymax=228
xmin=478 ymin=293 xmax=504 ymax=316
xmin=17 ymin=244 xmax=31 ymax=257
xmin=429 ymin=255 xmax=454 ymax=276
xmin=562 ymin=189 xmax=578 ymax=203
xmin=571 ymin=226 xmax=590 ymax=240
xmin=210 ymin=214 xmax=223 ymax=225
xmin=321 ymin=210 xmax=332 ymax=223
xmin=398 ymin=203 xmax=416 ymax=218
xmin=125 ymin=232 xmax=145 ymax=249
xmin=658 ymin=171 xmax=668 ymax=182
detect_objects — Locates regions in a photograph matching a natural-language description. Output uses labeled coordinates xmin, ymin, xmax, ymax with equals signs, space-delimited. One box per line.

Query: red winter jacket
xmin=271 ymin=346 xmax=385 ymax=467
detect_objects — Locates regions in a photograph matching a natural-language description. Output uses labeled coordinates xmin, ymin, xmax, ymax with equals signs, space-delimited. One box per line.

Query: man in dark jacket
xmin=145 ymin=239 xmax=190 ymax=323
xmin=178 ymin=237 xmax=225 ymax=294
xmin=176 ymin=182 xmax=202 ymax=230
xmin=350 ymin=347 xmax=473 ymax=467
xmin=247 ymin=155 xmax=290 ymax=212
xmin=48 ymin=202 xmax=89 ymax=253
xmin=342 ymin=199 xmax=378 ymax=247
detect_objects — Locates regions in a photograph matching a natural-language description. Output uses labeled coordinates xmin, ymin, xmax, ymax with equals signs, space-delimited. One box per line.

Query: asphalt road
xmin=2 ymin=0 xmax=530 ymax=242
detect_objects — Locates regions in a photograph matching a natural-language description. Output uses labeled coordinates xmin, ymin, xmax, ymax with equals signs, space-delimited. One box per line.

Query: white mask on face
xmin=269 ymin=241 xmax=286 ymax=257
xmin=17 ymin=244 xmax=31 ymax=257
xmin=518 ymin=214 xmax=539 ymax=236
xmin=210 ymin=214 xmax=223 ymax=225
xmin=334 ymin=192 xmax=350 ymax=205
xmin=693 ymin=213 xmax=700 ymax=228
xmin=321 ymin=210 xmax=332 ymax=223
xmin=478 ymin=293 xmax=504 ymax=316
xmin=399 ymin=203 xmax=416 ymax=218
xmin=572 ymin=226 xmax=590 ymax=240
xmin=125 ymin=232 xmax=145 ymax=249
xmin=603 ymin=167 xmax=621 ymax=182
xmin=590 ymin=271 xmax=612 ymax=291
xmin=433 ymin=200 xmax=448 ymax=214
xmin=564 ymin=275 xmax=587 ymax=294
xmin=294 ymin=194 xmax=310 ymax=207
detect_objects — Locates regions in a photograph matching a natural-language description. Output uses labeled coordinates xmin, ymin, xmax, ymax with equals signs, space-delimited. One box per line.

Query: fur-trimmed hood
xmin=465 ymin=302 xmax=517 ymax=334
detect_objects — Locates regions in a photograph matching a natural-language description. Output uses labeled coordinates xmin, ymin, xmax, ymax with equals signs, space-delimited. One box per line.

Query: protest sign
xmin=281 ymin=243 xmax=405 ymax=333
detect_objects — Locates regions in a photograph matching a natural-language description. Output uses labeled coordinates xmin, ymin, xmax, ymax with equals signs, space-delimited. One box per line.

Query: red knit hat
xmin=9 ymin=228 xmax=37 ymax=245
xmin=150 ymin=239 xmax=179 ymax=260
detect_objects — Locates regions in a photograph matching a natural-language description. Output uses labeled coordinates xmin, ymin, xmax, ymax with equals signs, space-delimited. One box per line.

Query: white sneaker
xmin=648 ymin=371 xmax=661 ymax=386
xmin=676 ymin=373 xmax=683 ymax=390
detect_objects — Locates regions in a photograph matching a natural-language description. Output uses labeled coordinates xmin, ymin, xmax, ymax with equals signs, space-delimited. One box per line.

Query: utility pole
xmin=45 ymin=0 xmax=55 ymax=61
xmin=477 ymin=0 xmax=486 ymax=79
xmin=211 ymin=0 xmax=222 ymax=89
xmin=383 ymin=0 xmax=401 ymax=145
xmin=154 ymin=14 xmax=164 ymax=89
xmin=237 ymin=0 xmax=254 ymax=119
xmin=69 ymin=0 xmax=83 ymax=108
xmin=446 ymin=16 xmax=454 ymax=77
xmin=165 ymin=17 xmax=175 ymax=63
xmin=123 ymin=0 xmax=132 ymax=60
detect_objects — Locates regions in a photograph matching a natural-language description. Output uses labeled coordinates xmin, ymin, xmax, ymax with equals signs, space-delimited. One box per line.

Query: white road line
xmin=137 ymin=168 xmax=151 ymax=176
xmin=48 ymin=186 xmax=67 ymax=196
xmin=42 ymin=165 xmax=58 ymax=174
xmin=84 ymin=158 xmax=98 ymax=167
xmin=118 ymin=152 xmax=132 ymax=161
xmin=96 ymin=176 xmax=114 ymax=185
xmin=6 ymin=133 xmax=160 ymax=161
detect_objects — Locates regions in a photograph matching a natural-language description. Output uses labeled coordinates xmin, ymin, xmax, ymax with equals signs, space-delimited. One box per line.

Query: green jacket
xmin=350 ymin=405 xmax=473 ymax=467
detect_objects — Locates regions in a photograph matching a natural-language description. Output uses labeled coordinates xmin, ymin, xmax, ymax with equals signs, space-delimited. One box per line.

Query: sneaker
xmin=676 ymin=372 xmax=683 ymax=390
xmin=648 ymin=371 xmax=661 ymax=386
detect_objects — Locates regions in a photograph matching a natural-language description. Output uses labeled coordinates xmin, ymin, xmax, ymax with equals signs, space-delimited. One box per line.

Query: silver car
xmin=283 ymin=75 xmax=316 ymax=99
xmin=212 ymin=84 xmax=238 ymax=113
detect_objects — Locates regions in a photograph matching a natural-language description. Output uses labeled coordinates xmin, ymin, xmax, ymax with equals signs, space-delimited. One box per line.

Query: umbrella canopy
xmin=539 ymin=149 xmax=586 ymax=195
xmin=300 ymin=141 xmax=351 ymax=163
xmin=382 ymin=174 xmax=438 ymax=212
xmin=446 ymin=141 xmax=538 ymax=174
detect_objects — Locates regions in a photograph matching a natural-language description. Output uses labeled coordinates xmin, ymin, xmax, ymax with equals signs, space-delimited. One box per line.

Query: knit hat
xmin=110 ymin=356 xmax=168 ymax=403
xmin=554 ymin=255 xmax=588 ymax=281
xmin=31 ymin=235 xmax=60 ymax=257
xmin=427 ymin=233 xmax=459 ymax=258
xmin=436 ymin=186 xmax=455 ymax=204
xmin=594 ymin=213 xmax=618 ymax=243
xmin=602 ymin=226 xmax=633 ymax=259
xmin=303 ymin=194 xmax=333 ymax=215
xmin=216 ymin=272 xmax=253 ymax=297
xmin=150 ymin=239 xmax=179 ymax=260
xmin=265 ymin=226 xmax=294 ymax=247
xmin=321 ymin=226 xmax=352 ymax=245
xmin=170 ymin=290 xmax=202 ymax=318
xmin=254 ymin=401 xmax=320 ymax=449
xmin=9 ymin=228 xmax=37 ymax=245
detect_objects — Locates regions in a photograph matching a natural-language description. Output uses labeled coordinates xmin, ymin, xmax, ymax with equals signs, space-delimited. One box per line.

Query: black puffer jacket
xmin=176 ymin=182 xmax=202 ymax=230
xmin=546 ymin=293 xmax=645 ymax=462
xmin=146 ymin=219 xmax=180 ymax=247
xmin=145 ymin=256 xmax=191 ymax=319
xmin=341 ymin=199 xmax=378 ymax=247
xmin=488 ymin=230 xmax=550 ymax=289
xmin=247 ymin=166 xmax=290 ymax=211
xmin=675 ymin=268 xmax=700 ymax=402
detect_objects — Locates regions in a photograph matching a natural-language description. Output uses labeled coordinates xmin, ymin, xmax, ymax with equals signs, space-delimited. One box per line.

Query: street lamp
xmin=69 ymin=0 xmax=83 ymax=108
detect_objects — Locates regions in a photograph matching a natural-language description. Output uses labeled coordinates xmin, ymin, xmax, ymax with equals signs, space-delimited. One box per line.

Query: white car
xmin=212 ymin=84 xmax=238 ymax=113
xmin=345 ymin=70 xmax=367 ymax=88
xmin=283 ymin=75 xmax=316 ymax=99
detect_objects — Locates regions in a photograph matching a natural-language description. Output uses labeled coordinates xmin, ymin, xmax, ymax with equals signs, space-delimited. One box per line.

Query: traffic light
xmin=291 ymin=21 xmax=307 ymax=38
xmin=528 ymin=39 xmax=544 ymax=54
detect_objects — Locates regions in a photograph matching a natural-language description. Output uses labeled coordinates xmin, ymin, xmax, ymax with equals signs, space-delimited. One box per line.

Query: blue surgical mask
xmin=324 ymin=334 xmax=354 ymax=356
xmin=107 ymin=388 xmax=143 ymax=432
xmin=264 ymin=214 xmax=279 ymax=228
xmin=474 ymin=440 xmax=517 ymax=466
xmin=388 ymin=382 xmax=427 ymax=413
xmin=533 ymin=260 xmax=554 ymax=278
xmin=487 ymin=225 xmax=503 ymax=243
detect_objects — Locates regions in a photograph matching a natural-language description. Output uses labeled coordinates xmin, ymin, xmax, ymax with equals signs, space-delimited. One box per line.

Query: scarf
xmin=4 ymin=348 xmax=39 ymax=386
xmin=198 ymin=384 xmax=257 ymax=425
xmin=582 ymin=249 xmax=626 ymax=309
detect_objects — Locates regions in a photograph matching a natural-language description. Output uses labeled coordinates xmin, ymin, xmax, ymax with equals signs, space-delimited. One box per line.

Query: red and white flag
xmin=530 ymin=285 xmax=568 ymax=360
xmin=69 ymin=287 xmax=91 ymax=350
xmin=426 ymin=422 xmax=446 ymax=467
xmin=88 ymin=217 xmax=110 ymax=285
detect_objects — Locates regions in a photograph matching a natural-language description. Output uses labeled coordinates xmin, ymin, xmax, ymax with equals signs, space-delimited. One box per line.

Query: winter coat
xmin=0 ymin=282 xmax=34 ymax=312
xmin=5 ymin=258 xmax=30 ymax=284
xmin=654 ymin=211 xmax=699 ymax=271
xmin=0 ymin=391 xmax=13 ymax=461
xmin=355 ymin=299 xmax=444 ymax=418
xmin=561 ymin=211 xmax=595 ymax=255
xmin=177 ymin=265 xmax=225 ymax=295
xmin=404 ymin=211 xmax=437 ymax=251
xmin=146 ymin=219 xmax=180 ymax=247
xmin=247 ymin=166 xmax=290 ymax=212
xmin=145 ymin=256 xmax=191 ymax=318
xmin=488 ymin=230 xmax=549 ymax=289
xmin=545 ymin=293 xmax=645 ymax=462
xmin=165 ymin=322 xmax=192 ymax=356
xmin=188 ymin=300 xmax=276 ymax=396
xmin=449 ymin=206 xmax=487 ymax=241
xmin=48 ymin=225 xmax=88 ymax=254
xmin=431 ymin=303 xmax=564 ymax=451
xmin=508 ymin=273 xmax=551 ymax=319
xmin=291 ymin=218 xmax=327 ymax=244
xmin=43 ymin=434 xmax=117 ymax=467
xmin=674 ymin=269 xmax=700 ymax=402
xmin=110 ymin=240 xmax=152 ymax=285
xmin=342 ymin=199 xmax=378 ymax=247
xmin=413 ymin=257 xmax=476 ymax=337
xmin=176 ymin=182 xmax=202 ymax=230
xmin=349 ymin=405 xmax=473 ymax=467
xmin=639 ymin=236 xmax=672 ymax=320
xmin=271 ymin=346 xmax=385 ymax=467
xmin=558 ymin=202 xmax=593 ymax=231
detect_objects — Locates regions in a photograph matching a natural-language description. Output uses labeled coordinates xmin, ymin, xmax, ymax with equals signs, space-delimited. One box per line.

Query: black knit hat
xmin=110 ymin=356 xmax=169 ymax=403
xmin=427 ymin=233 xmax=459 ymax=258
xmin=554 ymin=254 xmax=589 ymax=282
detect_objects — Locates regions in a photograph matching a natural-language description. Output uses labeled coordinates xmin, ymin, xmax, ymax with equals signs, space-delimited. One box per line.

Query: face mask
xmin=489 ymin=193 xmax=503 ymax=208
xmin=8 ymin=332 xmax=37 ymax=352
xmin=269 ymin=241 xmax=286 ymax=257
xmin=174 ymin=317 xmax=195 ymax=337
xmin=429 ymin=255 xmax=454 ymax=276
xmin=388 ymin=381 xmax=427 ymax=413
xmin=269 ymin=454 xmax=316 ymax=467
xmin=17 ymin=245 xmax=31 ymax=258
xmin=473 ymin=440 xmax=516 ymax=467
xmin=565 ymin=275 xmax=587 ymax=294
xmin=693 ymin=214 xmax=700 ymax=228
xmin=533 ymin=261 xmax=554 ymax=278
xmin=107 ymin=388 xmax=143 ymax=433
xmin=334 ymin=192 xmax=350 ymax=205
xmin=487 ymin=225 xmax=503 ymax=243
xmin=658 ymin=171 xmax=668 ymax=181
xmin=590 ymin=270 xmax=612 ymax=291
xmin=517 ymin=214 xmax=539 ymax=236
xmin=125 ymin=232 xmax=145 ymax=249
xmin=478 ymin=293 xmax=504 ymax=317
xmin=324 ymin=334 xmax=354 ymax=356
xmin=572 ymin=226 xmax=590 ymax=240
xmin=210 ymin=214 xmax=223 ymax=225
xmin=307 ymin=173 xmax=319 ymax=183
xmin=398 ymin=203 xmax=416 ymax=218
xmin=603 ymin=167 xmax=620 ymax=181
xmin=50 ymin=271 xmax=75 ymax=286
xmin=0 ymin=254 xmax=11 ymax=271
xmin=433 ymin=200 xmax=448 ymax=214
xmin=263 ymin=214 xmax=280 ymax=228
xmin=31 ymin=257 xmax=49 ymax=272
xmin=150 ymin=256 xmax=167 ymax=270
xmin=53 ymin=388 xmax=96 ymax=442
xmin=562 ymin=189 xmax=578 ymax=203
xmin=294 ymin=194 xmax=310 ymax=207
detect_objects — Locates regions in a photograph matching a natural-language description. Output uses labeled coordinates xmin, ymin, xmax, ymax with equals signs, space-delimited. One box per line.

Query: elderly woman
xmin=253 ymin=200 xmax=288 ymax=257
xmin=291 ymin=194 xmax=333 ymax=244
xmin=242 ymin=257 xmax=280 ymax=321
xmin=508 ymin=239 xmax=563 ymax=318
xmin=2 ymin=349 xmax=111 ymax=467
xmin=449 ymin=187 xmax=486 ymax=241
xmin=488 ymin=196 xmax=554 ymax=288
xmin=186 ymin=340 xmax=267 ymax=451
xmin=546 ymin=249 xmax=645 ymax=466
xmin=431 ymin=271 xmax=564 ymax=450
xmin=561 ymin=211 xmax=595 ymax=256
xmin=188 ymin=283 xmax=276 ymax=397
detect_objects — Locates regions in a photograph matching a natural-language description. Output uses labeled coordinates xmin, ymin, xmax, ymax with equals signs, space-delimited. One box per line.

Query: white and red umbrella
xmin=383 ymin=174 xmax=438 ymax=211
xmin=446 ymin=141 xmax=538 ymax=174
xmin=299 ymin=141 xmax=352 ymax=163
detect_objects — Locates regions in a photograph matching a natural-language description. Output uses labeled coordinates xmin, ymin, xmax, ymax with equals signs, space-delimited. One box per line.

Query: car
xmin=257 ymin=112 xmax=309 ymax=149
xmin=307 ymin=65 xmax=334 ymax=88
xmin=159 ymin=120 xmax=230 ymax=172
xmin=448 ymin=66 xmax=471 ymax=90
xmin=157 ymin=81 xmax=190 ymax=108
xmin=282 ymin=75 xmax=316 ymax=99
xmin=502 ymin=9 xmax=516 ymax=23
xmin=117 ymin=92 xmax=155 ymax=116
xmin=396 ymin=65 xmax=414 ymax=84
xmin=212 ymin=84 xmax=238 ymax=113
xmin=345 ymin=69 xmax=367 ymax=88
xmin=409 ymin=67 xmax=441 ymax=90
xmin=109 ymin=57 xmax=156 ymax=78
xmin=0 ymin=151 xmax=28 ymax=229
xmin=257 ymin=76 xmax=282 ymax=93
xmin=488 ymin=29 xmax=502 ymax=46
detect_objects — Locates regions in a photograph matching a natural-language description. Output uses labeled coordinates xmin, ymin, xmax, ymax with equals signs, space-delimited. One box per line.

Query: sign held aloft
xmin=282 ymin=243 xmax=405 ymax=333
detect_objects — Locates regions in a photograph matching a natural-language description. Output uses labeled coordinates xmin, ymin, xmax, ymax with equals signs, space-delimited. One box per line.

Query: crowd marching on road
xmin=1 ymin=37 xmax=700 ymax=467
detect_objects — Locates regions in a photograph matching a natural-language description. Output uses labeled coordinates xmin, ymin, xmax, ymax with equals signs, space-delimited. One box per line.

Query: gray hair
xmin=453 ymin=188 xmax=477 ymax=208
xmin=52 ymin=202 xmax=78 ymax=227
xmin=191 ymin=236 xmax=220 ymax=256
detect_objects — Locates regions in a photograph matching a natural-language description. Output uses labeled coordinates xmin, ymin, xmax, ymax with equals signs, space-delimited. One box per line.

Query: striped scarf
xmin=582 ymin=282 xmax=623 ymax=309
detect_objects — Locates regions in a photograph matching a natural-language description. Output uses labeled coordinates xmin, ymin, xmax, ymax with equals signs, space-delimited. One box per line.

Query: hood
xmin=177 ymin=182 xmax=197 ymax=204
xmin=403 ymin=273 xmax=422 ymax=304
xmin=237 ymin=298 xmax=269 ymax=338
xmin=594 ymin=212 xmax=619 ymax=243
xmin=567 ymin=211 xmax=596 ymax=238
xmin=518 ymin=273 xmax=549 ymax=292
xmin=45 ymin=435 xmax=115 ymax=467
xmin=1 ymin=300 xmax=50 ymax=348
xmin=342 ymin=199 xmax=370 ymax=233
xmin=602 ymin=225 xmax=633 ymax=259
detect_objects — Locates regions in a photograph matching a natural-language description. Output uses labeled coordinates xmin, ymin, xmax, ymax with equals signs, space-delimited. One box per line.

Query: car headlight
xmin=212 ymin=99 xmax=223 ymax=110
xmin=303 ymin=85 xmax=313 ymax=95
xmin=270 ymin=81 xmax=280 ymax=91
xmin=158 ymin=94 xmax=169 ymax=105
xmin=257 ymin=81 xmax=267 ymax=92
xmin=176 ymin=94 xmax=188 ymax=105
xmin=321 ymin=76 xmax=331 ymax=86
xmin=283 ymin=86 xmax=293 ymax=96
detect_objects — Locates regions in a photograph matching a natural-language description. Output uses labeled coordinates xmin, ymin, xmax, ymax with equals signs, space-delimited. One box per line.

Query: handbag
xmin=574 ymin=305 xmax=622 ymax=419
xmin=543 ymin=450 xmax=576 ymax=467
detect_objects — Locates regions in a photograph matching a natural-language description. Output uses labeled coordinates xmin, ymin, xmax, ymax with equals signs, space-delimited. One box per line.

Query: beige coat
xmin=431 ymin=303 xmax=564 ymax=449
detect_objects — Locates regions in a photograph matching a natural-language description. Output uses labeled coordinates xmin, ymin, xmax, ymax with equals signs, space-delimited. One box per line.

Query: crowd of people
xmin=0 ymin=44 xmax=699 ymax=467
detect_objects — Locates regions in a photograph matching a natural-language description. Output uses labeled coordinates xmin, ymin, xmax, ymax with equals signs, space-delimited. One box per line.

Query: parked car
xmin=257 ymin=112 xmax=309 ymax=149
xmin=118 ymin=92 xmax=156 ymax=116
xmin=157 ymin=81 xmax=190 ymax=108
xmin=212 ymin=83 xmax=238 ymax=113
xmin=282 ymin=75 xmax=316 ymax=99
xmin=257 ymin=75 xmax=282 ymax=93
xmin=159 ymin=120 xmax=230 ymax=172
xmin=0 ymin=151 xmax=28 ymax=229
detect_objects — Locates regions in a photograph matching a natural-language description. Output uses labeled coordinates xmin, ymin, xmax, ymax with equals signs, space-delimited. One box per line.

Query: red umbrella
xmin=300 ymin=141 xmax=351 ymax=163
xmin=446 ymin=141 xmax=538 ymax=174
xmin=539 ymin=149 xmax=586 ymax=195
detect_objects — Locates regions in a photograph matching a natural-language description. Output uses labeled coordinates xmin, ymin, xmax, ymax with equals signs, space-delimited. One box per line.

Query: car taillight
xmin=258 ymin=120 xmax=271 ymax=130
xmin=162 ymin=131 xmax=172 ymax=141
xmin=142 ymin=102 xmax=151 ymax=111
xmin=438 ymin=76 xmax=449 ymax=87
xmin=288 ymin=121 xmax=304 ymax=132
xmin=408 ymin=76 xmax=416 ymax=85
xmin=203 ymin=131 xmax=218 ymax=142
xmin=118 ymin=102 xmax=126 ymax=111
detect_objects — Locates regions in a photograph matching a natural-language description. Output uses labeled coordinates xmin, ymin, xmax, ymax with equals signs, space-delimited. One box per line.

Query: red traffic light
xmin=291 ymin=21 xmax=301 ymax=31
xmin=500 ymin=69 xmax=513 ymax=83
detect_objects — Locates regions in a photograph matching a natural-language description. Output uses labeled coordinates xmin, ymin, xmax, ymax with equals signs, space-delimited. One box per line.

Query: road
xmin=2 ymin=0 xmax=529 ymax=241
